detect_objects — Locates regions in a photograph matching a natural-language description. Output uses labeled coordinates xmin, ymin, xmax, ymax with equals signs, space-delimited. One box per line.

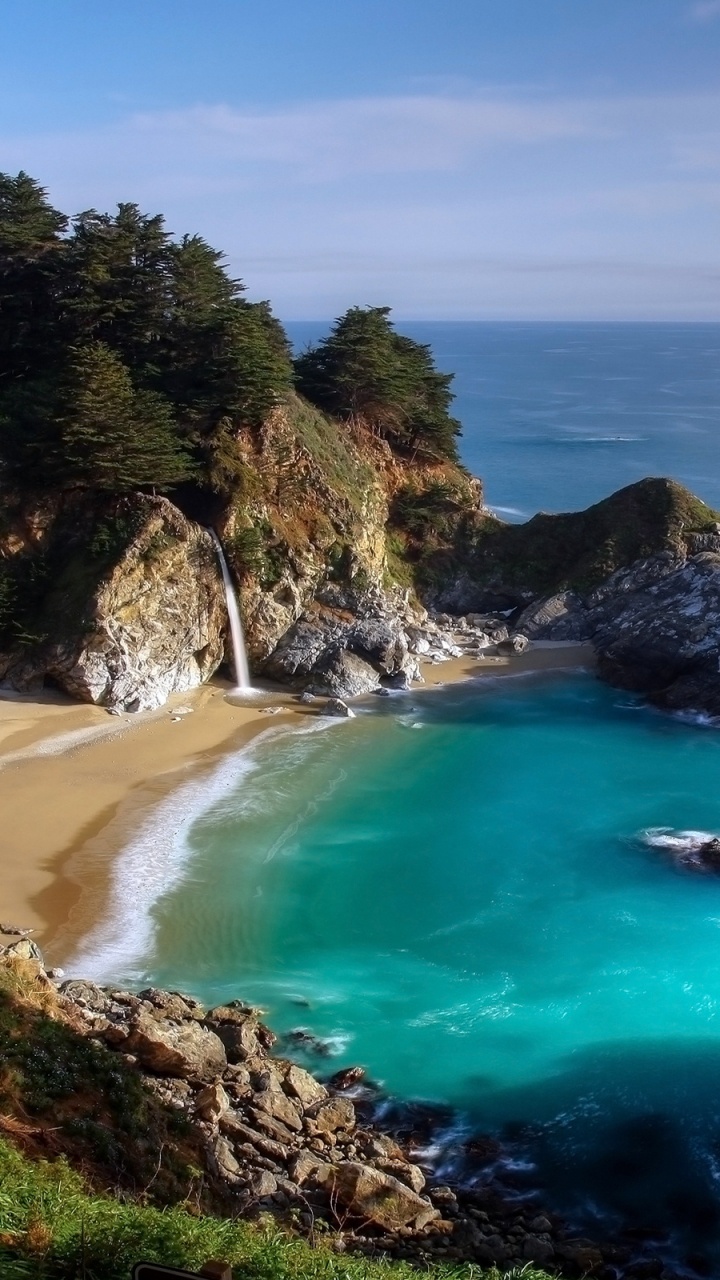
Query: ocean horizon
xmin=286 ymin=320 xmax=720 ymax=521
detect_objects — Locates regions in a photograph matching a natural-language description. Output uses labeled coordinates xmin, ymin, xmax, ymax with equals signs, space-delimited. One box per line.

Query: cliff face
xmin=0 ymin=495 xmax=226 ymax=712
xmin=0 ymin=394 xmax=482 ymax=710
xmin=2 ymin=417 xmax=719 ymax=718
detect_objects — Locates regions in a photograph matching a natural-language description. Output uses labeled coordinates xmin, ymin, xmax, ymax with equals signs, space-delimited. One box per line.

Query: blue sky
xmin=1 ymin=1 xmax=720 ymax=319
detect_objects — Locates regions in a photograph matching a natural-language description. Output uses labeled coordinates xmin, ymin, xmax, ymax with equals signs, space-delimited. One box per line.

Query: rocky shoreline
xmin=1 ymin=938 xmax=688 ymax=1280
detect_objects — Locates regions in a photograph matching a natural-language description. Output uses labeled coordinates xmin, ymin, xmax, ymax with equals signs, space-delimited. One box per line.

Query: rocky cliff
xmin=0 ymin=393 xmax=484 ymax=710
xmin=0 ymin=493 xmax=227 ymax=712
xmin=2 ymin=409 xmax=719 ymax=719
xmin=0 ymin=939 xmax=666 ymax=1278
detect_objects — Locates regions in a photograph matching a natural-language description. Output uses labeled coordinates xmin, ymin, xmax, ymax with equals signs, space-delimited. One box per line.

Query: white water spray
xmin=208 ymin=529 xmax=252 ymax=690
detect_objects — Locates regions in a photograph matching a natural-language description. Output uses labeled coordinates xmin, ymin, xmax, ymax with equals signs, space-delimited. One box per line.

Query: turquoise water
xmin=286 ymin=321 xmax=720 ymax=520
xmin=89 ymin=672 xmax=720 ymax=1249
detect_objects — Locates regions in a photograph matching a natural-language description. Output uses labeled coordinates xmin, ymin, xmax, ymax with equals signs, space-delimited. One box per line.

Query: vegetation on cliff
xmin=0 ymin=170 xmax=479 ymax=671
xmin=294 ymin=307 xmax=461 ymax=463
xmin=0 ymin=171 xmax=293 ymax=495
xmin=462 ymin=477 xmax=720 ymax=597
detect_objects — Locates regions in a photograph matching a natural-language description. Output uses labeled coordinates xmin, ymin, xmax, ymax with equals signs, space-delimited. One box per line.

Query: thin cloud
xmin=1 ymin=88 xmax=719 ymax=318
xmin=689 ymin=0 xmax=720 ymax=21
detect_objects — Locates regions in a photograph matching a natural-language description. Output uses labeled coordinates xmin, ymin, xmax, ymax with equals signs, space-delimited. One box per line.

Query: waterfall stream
xmin=208 ymin=530 xmax=252 ymax=690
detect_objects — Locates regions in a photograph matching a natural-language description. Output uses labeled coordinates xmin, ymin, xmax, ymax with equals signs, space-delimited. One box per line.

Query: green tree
xmin=59 ymin=344 xmax=193 ymax=491
xmin=294 ymin=306 xmax=460 ymax=460
xmin=0 ymin=171 xmax=67 ymax=382
xmin=63 ymin=203 xmax=174 ymax=373
xmin=160 ymin=236 xmax=292 ymax=436
xmin=0 ymin=171 xmax=293 ymax=494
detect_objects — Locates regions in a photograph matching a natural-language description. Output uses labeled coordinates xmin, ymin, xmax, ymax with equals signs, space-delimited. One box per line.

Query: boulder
xmin=513 ymin=591 xmax=590 ymax=641
xmin=263 ymin=617 xmax=339 ymax=681
xmin=195 ymin=1082 xmax=230 ymax=1123
xmin=323 ymin=1162 xmax=440 ymax=1230
xmin=325 ymin=697 xmax=355 ymax=718
xmin=311 ymin=648 xmax=379 ymax=697
xmin=253 ymin=1088 xmax=303 ymax=1133
xmin=208 ymin=1134 xmax=243 ymax=1183
xmin=374 ymin=1158 xmax=426 ymax=1194
xmin=249 ymin=1107 xmax=299 ymax=1145
xmin=284 ymin=1063 xmax=328 ymax=1108
xmin=205 ymin=1006 xmax=265 ymax=1061
xmin=288 ymin=1151 xmax=329 ymax=1186
xmin=496 ymin=634 xmax=530 ymax=655
xmin=59 ymin=979 xmax=110 ymax=1011
xmin=245 ymin=1169 xmax=278 ymax=1199
xmin=308 ymin=1097 xmax=356 ymax=1134
xmin=3 ymin=938 xmax=44 ymax=964
xmin=346 ymin=619 xmax=407 ymax=674
xmin=125 ymin=1011 xmax=227 ymax=1079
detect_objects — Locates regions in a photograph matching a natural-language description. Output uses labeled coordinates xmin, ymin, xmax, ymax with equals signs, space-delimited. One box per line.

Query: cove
xmin=105 ymin=672 xmax=720 ymax=1251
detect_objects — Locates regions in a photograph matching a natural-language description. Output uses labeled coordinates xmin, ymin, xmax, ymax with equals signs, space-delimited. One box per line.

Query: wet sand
xmin=0 ymin=643 xmax=595 ymax=964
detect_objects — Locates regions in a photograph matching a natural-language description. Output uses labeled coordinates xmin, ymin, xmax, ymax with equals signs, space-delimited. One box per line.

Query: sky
xmin=1 ymin=0 xmax=720 ymax=320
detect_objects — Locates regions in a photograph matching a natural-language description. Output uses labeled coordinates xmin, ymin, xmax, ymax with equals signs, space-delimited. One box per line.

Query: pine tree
xmin=59 ymin=344 xmax=193 ymax=491
xmin=294 ymin=306 xmax=460 ymax=461
xmin=0 ymin=171 xmax=67 ymax=382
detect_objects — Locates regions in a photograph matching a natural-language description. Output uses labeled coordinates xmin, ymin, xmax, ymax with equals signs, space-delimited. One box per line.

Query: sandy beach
xmin=0 ymin=642 xmax=594 ymax=966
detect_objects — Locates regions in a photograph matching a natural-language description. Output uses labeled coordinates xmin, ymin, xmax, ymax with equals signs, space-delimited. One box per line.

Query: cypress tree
xmin=294 ymin=306 xmax=460 ymax=461
xmin=59 ymin=344 xmax=193 ymax=491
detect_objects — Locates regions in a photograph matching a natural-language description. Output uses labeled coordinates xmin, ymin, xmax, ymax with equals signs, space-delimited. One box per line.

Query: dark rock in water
xmin=284 ymin=1028 xmax=333 ymax=1057
xmin=328 ymin=1066 xmax=366 ymax=1090
xmin=381 ymin=670 xmax=412 ymax=690
xmin=697 ymin=838 xmax=720 ymax=870
xmin=591 ymin=552 xmax=720 ymax=717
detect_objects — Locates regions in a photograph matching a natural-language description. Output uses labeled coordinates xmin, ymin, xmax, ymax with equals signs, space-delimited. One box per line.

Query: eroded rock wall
xmin=1 ymin=495 xmax=227 ymax=712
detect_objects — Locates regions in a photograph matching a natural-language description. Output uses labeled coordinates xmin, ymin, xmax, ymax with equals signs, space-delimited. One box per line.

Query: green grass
xmin=0 ymin=1140 xmax=554 ymax=1280
xmin=288 ymin=395 xmax=377 ymax=516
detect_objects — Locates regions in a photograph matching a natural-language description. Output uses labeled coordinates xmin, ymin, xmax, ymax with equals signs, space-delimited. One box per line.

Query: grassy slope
xmin=434 ymin=477 xmax=720 ymax=598
xmin=0 ymin=1139 xmax=557 ymax=1280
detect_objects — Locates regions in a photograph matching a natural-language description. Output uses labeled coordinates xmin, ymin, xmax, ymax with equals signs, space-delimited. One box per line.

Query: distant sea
xmin=286 ymin=321 xmax=720 ymax=520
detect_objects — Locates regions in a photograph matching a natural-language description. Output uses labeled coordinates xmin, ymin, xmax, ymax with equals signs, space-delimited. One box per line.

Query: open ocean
xmin=287 ymin=321 xmax=720 ymax=520
xmin=72 ymin=323 xmax=720 ymax=1267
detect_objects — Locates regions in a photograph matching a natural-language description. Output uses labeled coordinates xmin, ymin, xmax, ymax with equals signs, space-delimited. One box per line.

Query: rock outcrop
xmin=0 ymin=939 xmax=679 ymax=1278
xmin=0 ymin=495 xmax=227 ymax=712
xmin=512 ymin=549 xmax=720 ymax=717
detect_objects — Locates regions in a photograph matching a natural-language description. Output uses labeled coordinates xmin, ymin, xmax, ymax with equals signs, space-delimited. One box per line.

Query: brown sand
xmin=0 ymin=643 xmax=594 ymax=965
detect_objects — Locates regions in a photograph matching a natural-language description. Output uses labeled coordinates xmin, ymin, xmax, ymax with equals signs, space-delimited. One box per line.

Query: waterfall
xmin=208 ymin=530 xmax=252 ymax=690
